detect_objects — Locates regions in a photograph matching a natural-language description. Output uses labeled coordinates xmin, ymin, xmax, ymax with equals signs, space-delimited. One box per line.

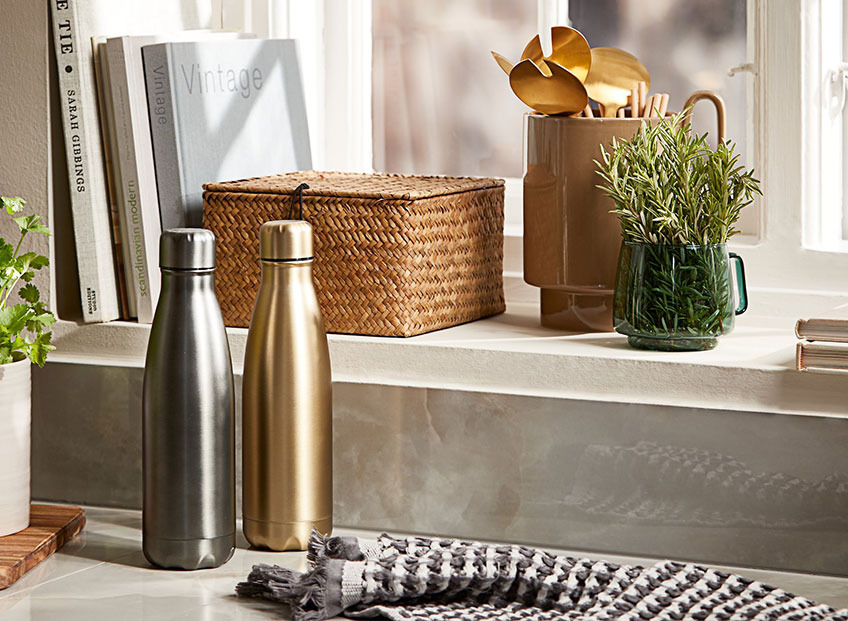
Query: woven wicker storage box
xmin=202 ymin=171 xmax=505 ymax=337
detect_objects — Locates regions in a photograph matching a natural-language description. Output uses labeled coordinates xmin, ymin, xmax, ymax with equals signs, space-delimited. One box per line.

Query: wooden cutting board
xmin=0 ymin=504 xmax=85 ymax=589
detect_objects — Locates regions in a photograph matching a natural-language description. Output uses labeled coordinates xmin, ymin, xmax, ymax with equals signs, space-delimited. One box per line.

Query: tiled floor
xmin=0 ymin=506 xmax=302 ymax=619
xmin=1 ymin=506 xmax=847 ymax=619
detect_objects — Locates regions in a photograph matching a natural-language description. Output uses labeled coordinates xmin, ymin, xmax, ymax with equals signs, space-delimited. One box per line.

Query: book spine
xmin=796 ymin=342 xmax=805 ymax=372
xmin=50 ymin=0 xmax=119 ymax=323
xmin=93 ymin=38 xmax=134 ymax=319
xmin=143 ymin=44 xmax=185 ymax=232
xmin=107 ymin=38 xmax=158 ymax=323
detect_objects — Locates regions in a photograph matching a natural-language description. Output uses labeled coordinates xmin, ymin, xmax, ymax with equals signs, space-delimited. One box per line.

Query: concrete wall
xmin=32 ymin=361 xmax=848 ymax=576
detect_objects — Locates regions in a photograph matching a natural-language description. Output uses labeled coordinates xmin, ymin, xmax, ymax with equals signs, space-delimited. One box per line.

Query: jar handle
xmin=729 ymin=252 xmax=748 ymax=315
xmin=682 ymin=90 xmax=726 ymax=142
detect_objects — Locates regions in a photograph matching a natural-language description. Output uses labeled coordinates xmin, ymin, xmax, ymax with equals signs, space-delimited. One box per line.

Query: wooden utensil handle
xmin=682 ymin=90 xmax=726 ymax=142
xmin=658 ymin=93 xmax=669 ymax=117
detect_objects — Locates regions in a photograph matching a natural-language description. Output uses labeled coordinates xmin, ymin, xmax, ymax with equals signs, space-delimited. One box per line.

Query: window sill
xmin=49 ymin=277 xmax=848 ymax=418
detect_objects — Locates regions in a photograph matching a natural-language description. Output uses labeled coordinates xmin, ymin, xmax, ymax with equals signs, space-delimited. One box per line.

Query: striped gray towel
xmin=236 ymin=531 xmax=848 ymax=620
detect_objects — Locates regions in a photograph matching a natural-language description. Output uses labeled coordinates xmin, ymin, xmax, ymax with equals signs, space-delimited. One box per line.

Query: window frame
xmin=803 ymin=0 xmax=845 ymax=250
xmin=225 ymin=0 xmax=848 ymax=295
xmin=730 ymin=0 xmax=848 ymax=293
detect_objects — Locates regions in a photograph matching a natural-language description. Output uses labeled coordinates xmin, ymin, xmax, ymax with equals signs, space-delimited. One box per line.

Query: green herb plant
xmin=595 ymin=111 xmax=761 ymax=347
xmin=596 ymin=110 xmax=760 ymax=245
xmin=0 ymin=197 xmax=55 ymax=366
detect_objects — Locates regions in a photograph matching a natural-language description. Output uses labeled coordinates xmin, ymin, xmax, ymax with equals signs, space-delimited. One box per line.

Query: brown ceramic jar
xmin=523 ymin=114 xmax=644 ymax=332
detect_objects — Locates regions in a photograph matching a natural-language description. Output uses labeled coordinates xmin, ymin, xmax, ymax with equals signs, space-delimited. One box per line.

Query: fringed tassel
xmin=290 ymin=559 xmax=329 ymax=621
xmin=236 ymin=557 xmax=332 ymax=621
xmin=306 ymin=528 xmax=328 ymax=566
xmin=235 ymin=564 xmax=302 ymax=601
xmin=325 ymin=535 xmax=353 ymax=559
xmin=307 ymin=528 xmax=363 ymax=563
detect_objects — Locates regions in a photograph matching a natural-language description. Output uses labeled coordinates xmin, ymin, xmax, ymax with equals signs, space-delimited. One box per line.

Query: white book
xmin=93 ymin=37 xmax=135 ymax=319
xmin=795 ymin=302 xmax=848 ymax=343
xmin=796 ymin=341 xmax=848 ymax=373
xmin=50 ymin=0 xmax=119 ymax=322
xmin=105 ymin=31 xmax=254 ymax=323
xmin=142 ymin=39 xmax=311 ymax=229
xmin=48 ymin=0 xmax=218 ymax=323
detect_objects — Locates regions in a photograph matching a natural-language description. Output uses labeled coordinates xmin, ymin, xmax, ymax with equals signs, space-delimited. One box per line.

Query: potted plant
xmin=0 ymin=196 xmax=54 ymax=537
xmin=595 ymin=112 xmax=761 ymax=351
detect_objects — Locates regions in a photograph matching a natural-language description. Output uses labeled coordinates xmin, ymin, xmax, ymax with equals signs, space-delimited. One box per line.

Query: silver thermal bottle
xmin=143 ymin=229 xmax=235 ymax=569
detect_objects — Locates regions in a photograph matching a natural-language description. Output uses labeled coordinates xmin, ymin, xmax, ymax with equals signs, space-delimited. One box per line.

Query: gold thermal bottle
xmin=242 ymin=220 xmax=332 ymax=550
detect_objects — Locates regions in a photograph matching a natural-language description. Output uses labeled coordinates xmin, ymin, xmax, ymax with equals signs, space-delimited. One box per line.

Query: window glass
xmin=372 ymin=0 xmax=537 ymax=178
xmin=843 ymin=5 xmax=848 ymax=240
xmin=569 ymin=0 xmax=748 ymax=156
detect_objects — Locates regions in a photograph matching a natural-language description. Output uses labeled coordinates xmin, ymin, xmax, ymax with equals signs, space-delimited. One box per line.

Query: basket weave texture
xmin=202 ymin=171 xmax=505 ymax=337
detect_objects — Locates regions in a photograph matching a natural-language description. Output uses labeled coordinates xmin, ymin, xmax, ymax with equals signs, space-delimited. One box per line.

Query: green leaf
xmin=25 ymin=312 xmax=55 ymax=333
xmin=13 ymin=214 xmax=48 ymax=235
xmin=12 ymin=215 xmax=29 ymax=233
xmin=18 ymin=214 xmax=50 ymax=236
xmin=15 ymin=252 xmax=47 ymax=273
xmin=0 ymin=304 xmax=30 ymax=336
xmin=1 ymin=197 xmax=25 ymax=215
xmin=29 ymin=332 xmax=54 ymax=368
xmin=29 ymin=223 xmax=51 ymax=236
xmin=18 ymin=283 xmax=39 ymax=303
xmin=0 ymin=197 xmax=55 ymax=365
xmin=0 ymin=239 xmax=13 ymax=265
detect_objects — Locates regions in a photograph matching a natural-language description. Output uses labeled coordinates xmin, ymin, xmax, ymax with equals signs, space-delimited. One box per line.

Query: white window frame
xmin=730 ymin=0 xmax=848 ymax=294
xmin=224 ymin=0 xmax=848 ymax=295
xmin=803 ymin=0 xmax=845 ymax=250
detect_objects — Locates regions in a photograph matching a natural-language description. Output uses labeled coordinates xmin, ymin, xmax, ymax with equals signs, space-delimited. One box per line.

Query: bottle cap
xmin=259 ymin=220 xmax=313 ymax=261
xmin=159 ymin=228 xmax=216 ymax=270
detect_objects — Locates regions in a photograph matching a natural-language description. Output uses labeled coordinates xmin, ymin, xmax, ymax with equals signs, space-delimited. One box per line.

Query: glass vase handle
xmin=729 ymin=252 xmax=747 ymax=315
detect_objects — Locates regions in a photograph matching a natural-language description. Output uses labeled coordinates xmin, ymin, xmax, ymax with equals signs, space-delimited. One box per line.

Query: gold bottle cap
xmin=259 ymin=220 xmax=314 ymax=261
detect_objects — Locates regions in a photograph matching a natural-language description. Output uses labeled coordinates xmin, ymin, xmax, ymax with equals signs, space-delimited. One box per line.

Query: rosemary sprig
xmin=595 ymin=110 xmax=761 ymax=245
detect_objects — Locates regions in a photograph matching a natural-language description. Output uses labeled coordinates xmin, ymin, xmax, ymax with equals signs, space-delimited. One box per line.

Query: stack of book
xmin=795 ymin=305 xmax=848 ymax=372
xmin=50 ymin=0 xmax=311 ymax=324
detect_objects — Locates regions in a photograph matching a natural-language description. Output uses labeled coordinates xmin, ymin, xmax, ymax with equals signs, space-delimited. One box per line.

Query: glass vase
xmin=613 ymin=242 xmax=748 ymax=351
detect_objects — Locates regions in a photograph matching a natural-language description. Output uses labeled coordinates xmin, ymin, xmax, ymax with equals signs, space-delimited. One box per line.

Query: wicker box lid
xmin=203 ymin=170 xmax=505 ymax=201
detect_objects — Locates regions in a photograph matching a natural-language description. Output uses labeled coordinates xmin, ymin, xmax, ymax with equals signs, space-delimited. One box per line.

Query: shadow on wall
xmin=565 ymin=441 xmax=848 ymax=529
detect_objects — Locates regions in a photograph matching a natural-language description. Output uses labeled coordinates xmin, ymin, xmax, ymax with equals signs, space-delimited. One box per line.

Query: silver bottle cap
xmin=260 ymin=220 xmax=313 ymax=261
xmin=159 ymin=228 xmax=216 ymax=270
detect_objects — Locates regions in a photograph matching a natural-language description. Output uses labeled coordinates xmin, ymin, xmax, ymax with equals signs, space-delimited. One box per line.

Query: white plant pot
xmin=0 ymin=358 xmax=30 ymax=537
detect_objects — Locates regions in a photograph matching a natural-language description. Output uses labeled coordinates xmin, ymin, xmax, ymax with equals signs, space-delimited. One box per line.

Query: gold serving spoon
xmin=492 ymin=50 xmax=552 ymax=77
xmin=584 ymin=47 xmax=650 ymax=117
xmin=520 ymin=26 xmax=591 ymax=82
xmin=508 ymin=59 xmax=588 ymax=115
xmin=491 ymin=51 xmax=514 ymax=76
